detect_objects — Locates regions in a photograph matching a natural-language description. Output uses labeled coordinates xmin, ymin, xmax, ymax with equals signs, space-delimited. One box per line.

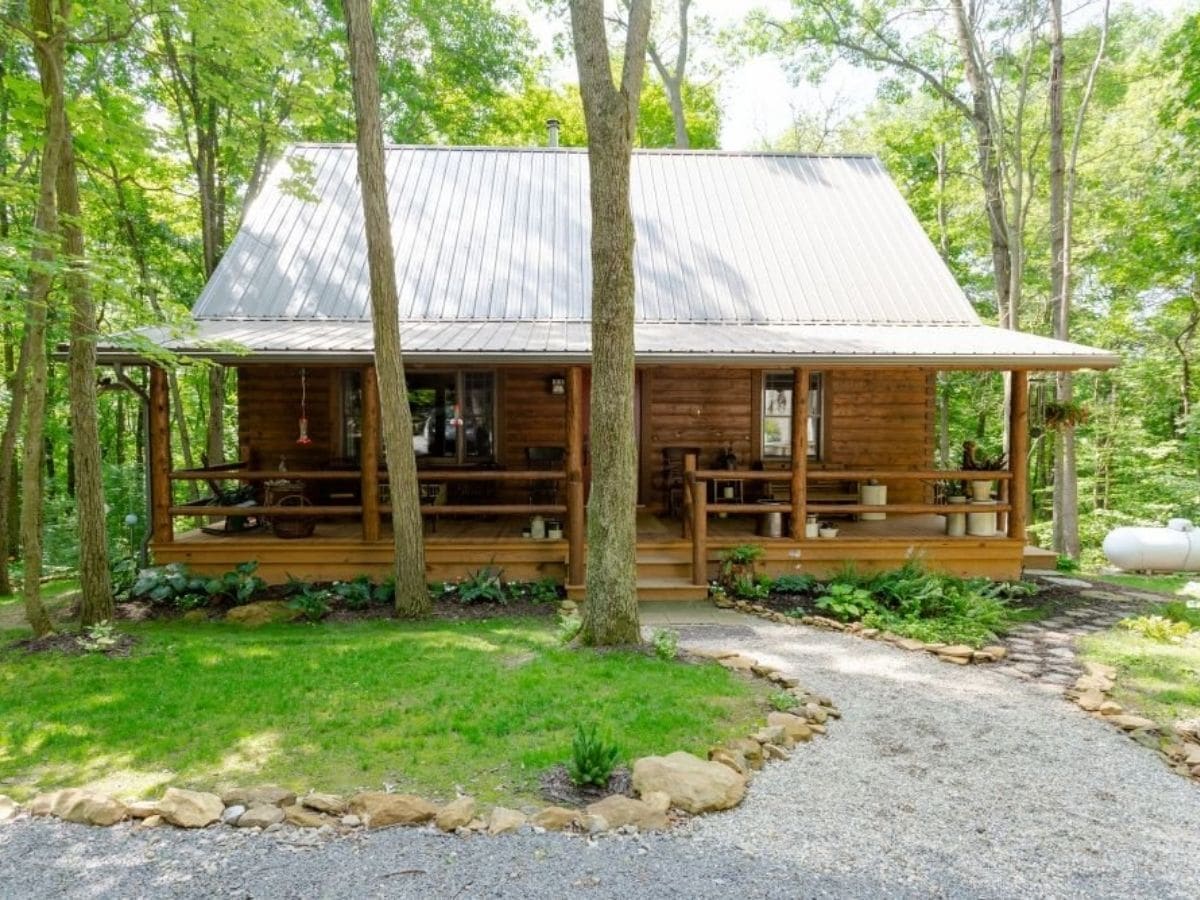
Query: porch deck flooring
xmin=172 ymin=511 xmax=968 ymax=546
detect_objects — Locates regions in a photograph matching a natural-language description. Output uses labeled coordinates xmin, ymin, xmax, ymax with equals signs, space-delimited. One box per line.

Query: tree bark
xmin=570 ymin=0 xmax=652 ymax=646
xmin=56 ymin=102 xmax=113 ymax=624
xmin=20 ymin=0 xmax=68 ymax=636
xmin=0 ymin=329 xmax=29 ymax=596
xmin=1050 ymin=0 xmax=1108 ymax=559
xmin=342 ymin=0 xmax=428 ymax=617
xmin=646 ymin=0 xmax=691 ymax=148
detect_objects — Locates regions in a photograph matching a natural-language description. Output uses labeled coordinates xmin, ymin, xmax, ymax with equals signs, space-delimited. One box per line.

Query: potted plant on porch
xmin=961 ymin=441 xmax=1006 ymax=501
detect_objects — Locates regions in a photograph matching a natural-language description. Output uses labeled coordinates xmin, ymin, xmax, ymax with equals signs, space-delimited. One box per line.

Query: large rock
xmin=30 ymin=790 xmax=127 ymax=827
xmin=236 ymin=804 xmax=285 ymax=828
xmin=221 ymin=786 xmax=296 ymax=808
xmin=224 ymin=601 xmax=297 ymax=627
xmin=301 ymin=792 xmax=347 ymax=815
xmin=486 ymin=806 xmax=527 ymax=835
xmin=708 ymin=747 xmax=749 ymax=776
xmin=584 ymin=795 xmax=668 ymax=831
xmin=126 ymin=800 xmax=159 ymax=819
xmin=631 ymin=751 xmax=747 ymax=814
xmin=531 ymin=806 xmax=580 ymax=831
xmin=157 ymin=788 xmax=224 ymax=828
xmin=1109 ymin=715 xmax=1158 ymax=732
xmin=283 ymin=804 xmax=329 ymax=828
xmin=0 ymin=795 xmax=19 ymax=823
xmin=350 ymin=792 xmax=437 ymax=828
xmin=767 ymin=711 xmax=813 ymax=743
xmin=435 ymin=796 xmax=476 ymax=832
xmin=728 ymin=738 xmax=764 ymax=770
xmin=1174 ymin=718 xmax=1200 ymax=745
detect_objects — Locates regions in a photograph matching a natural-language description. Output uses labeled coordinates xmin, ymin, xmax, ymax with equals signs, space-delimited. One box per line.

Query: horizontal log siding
xmin=823 ymin=369 xmax=935 ymax=504
xmin=498 ymin=368 xmax=568 ymax=504
xmin=237 ymin=365 xmax=334 ymax=469
xmin=643 ymin=366 xmax=755 ymax=509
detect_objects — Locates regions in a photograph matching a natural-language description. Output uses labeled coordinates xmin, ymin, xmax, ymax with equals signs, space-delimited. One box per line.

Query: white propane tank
xmin=1103 ymin=519 xmax=1200 ymax=571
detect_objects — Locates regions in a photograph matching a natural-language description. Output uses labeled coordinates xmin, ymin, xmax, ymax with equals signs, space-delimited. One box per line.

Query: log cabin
xmin=97 ymin=144 xmax=1118 ymax=598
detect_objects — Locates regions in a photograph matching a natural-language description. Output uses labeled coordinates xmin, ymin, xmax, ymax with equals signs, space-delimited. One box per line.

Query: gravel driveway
xmin=3 ymin=619 xmax=1200 ymax=898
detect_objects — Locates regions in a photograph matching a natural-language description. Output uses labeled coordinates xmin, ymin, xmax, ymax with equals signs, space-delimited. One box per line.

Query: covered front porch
xmin=146 ymin=360 xmax=1032 ymax=596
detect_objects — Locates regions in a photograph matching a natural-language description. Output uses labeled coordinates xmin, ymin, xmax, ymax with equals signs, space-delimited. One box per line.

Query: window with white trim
xmin=762 ymin=372 xmax=822 ymax=461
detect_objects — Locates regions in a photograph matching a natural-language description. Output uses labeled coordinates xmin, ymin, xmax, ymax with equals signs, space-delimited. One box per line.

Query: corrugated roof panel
xmin=192 ymin=145 xmax=987 ymax=326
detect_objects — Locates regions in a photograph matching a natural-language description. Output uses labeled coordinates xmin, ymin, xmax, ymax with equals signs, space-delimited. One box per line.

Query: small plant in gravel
xmin=1119 ymin=614 xmax=1192 ymax=643
xmin=288 ymin=585 xmax=333 ymax=622
xmin=77 ymin=621 xmax=121 ymax=653
xmin=652 ymin=627 xmax=679 ymax=660
xmin=567 ymin=723 xmax=620 ymax=788
xmin=769 ymin=690 xmax=799 ymax=711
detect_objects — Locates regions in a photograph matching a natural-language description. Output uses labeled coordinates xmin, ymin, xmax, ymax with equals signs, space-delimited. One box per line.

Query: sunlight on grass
xmin=1089 ymin=572 xmax=1194 ymax=597
xmin=1079 ymin=629 xmax=1200 ymax=737
xmin=0 ymin=618 xmax=766 ymax=805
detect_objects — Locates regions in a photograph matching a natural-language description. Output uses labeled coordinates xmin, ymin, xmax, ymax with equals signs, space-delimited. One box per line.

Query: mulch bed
xmin=117 ymin=598 xmax=557 ymax=624
xmin=539 ymin=764 xmax=634 ymax=806
xmin=9 ymin=631 xmax=139 ymax=657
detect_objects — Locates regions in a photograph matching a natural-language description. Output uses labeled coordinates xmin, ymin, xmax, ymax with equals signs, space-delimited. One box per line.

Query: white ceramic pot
xmin=945 ymin=495 xmax=967 ymax=537
xmin=966 ymin=500 xmax=997 ymax=536
xmin=819 ymin=526 xmax=839 ymax=539
xmin=970 ymin=479 xmax=993 ymax=502
xmin=859 ymin=482 xmax=887 ymax=521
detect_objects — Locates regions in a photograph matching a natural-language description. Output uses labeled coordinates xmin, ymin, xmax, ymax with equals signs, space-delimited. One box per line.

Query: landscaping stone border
xmin=0 ymin=647 xmax=838 ymax=840
xmin=1066 ymin=662 xmax=1200 ymax=785
xmin=716 ymin=597 xmax=1008 ymax=666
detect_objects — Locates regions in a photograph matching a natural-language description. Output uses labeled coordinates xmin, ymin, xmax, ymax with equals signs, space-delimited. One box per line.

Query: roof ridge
xmin=282 ymin=142 xmax=880 ymax=160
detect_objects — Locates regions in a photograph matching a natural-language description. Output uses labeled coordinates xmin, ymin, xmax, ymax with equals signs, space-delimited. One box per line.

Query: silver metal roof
xmin=110 ymin=319 xmax=1117 ymax=370
xmin=195 ymin=145 xmax=980 ymax=326
xmin=97 ymin=144 xmax=1116 ymax=369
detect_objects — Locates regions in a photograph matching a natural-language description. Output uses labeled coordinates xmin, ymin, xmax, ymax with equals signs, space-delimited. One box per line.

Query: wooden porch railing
xmin=683 ymin=466 xmax=1016 ymax=586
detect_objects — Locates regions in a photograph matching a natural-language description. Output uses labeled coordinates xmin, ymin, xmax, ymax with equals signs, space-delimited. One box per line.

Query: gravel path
xmin=4 ymin=619 xmax=1200 ymax=898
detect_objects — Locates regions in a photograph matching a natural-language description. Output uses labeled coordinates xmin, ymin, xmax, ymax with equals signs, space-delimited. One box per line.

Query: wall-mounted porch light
xmin=549 ymin=376 xmax=566 ymax=396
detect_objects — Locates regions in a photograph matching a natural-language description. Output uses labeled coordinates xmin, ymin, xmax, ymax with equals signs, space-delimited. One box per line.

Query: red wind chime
xmin=296 ymin=367 xmax=313 ymax=446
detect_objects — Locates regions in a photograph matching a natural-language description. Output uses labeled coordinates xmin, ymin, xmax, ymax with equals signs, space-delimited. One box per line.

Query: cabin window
xmin=762 ymin=372 xmax=822 ymax=461
xmin=341 ymin=369 xmax=496 ymax=465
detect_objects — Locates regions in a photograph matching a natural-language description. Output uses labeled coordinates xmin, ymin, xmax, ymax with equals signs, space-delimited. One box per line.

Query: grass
xmin=0 ymin=579 xmax=79 ymax=630
xmin=1089 ymin=572 xmax=1195 ymax=597
xmin=1079 ymin=618 xmax=1200 ymax=741
xmin=0 ymin=617 xmax=766 ymax=805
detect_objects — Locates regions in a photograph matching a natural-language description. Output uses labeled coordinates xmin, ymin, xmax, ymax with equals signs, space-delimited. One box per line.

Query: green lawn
xmin=0 ymin=618 xmax=766 ymax=805
xmin=1088 ymin=572 xmax=1195 ymax=597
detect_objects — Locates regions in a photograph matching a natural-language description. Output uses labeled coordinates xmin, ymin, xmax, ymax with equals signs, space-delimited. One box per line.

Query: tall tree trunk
xmin=0 ymin=331 xmax=29 ymax=595
xmin=342 ymin=0 xmax=428 ymax=617
xmin=1050 ymin=0 xmax=1108 ymax=559
xmin=57 ymin=107 xmax=113 ymax=624
xmin=570 ymin=0 xmax=651 ymax=646
xmin=21 ymin=0 xmax=68 ymax=636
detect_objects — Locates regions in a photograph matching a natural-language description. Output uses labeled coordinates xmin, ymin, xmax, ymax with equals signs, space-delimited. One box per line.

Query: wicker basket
xmin=269 ymin=488 xmax=316 ymax=539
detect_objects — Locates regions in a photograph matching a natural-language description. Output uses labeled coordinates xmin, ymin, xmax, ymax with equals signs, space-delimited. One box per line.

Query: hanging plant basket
xmin=1043 ymin=400 xmax=1090 ymax=430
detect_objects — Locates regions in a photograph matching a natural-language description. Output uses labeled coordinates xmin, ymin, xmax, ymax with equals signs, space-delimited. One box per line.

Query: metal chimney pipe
xmin=546 ymin=118 xmax=560 ymax=148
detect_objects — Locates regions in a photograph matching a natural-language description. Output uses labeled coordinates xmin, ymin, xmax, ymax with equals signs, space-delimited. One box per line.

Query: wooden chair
xmin=525 ymin=446 xmax=565 ymax=505
xmin=660 ymin=446 xmax=701 ymax=519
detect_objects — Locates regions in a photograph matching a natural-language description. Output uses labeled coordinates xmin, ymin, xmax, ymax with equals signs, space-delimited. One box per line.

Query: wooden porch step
xmin=565 ymin=576 xmax=709 ymax=603
xmin=636 ymin=551 xmax=693 ymax=581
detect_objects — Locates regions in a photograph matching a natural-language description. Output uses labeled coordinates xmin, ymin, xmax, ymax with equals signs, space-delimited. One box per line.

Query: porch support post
xmin=691 ymin=473 xmax=707 ymax=586
xmin=789 ymin=368 xmax=809 ymax=539
xmin=1008 ymin=369 xmax=1029 ymax=541
xmin=361 ymin=365 xmax=381 ymax=542
xmin=149 ymin=365 xmax=173 ymax=543
xmin=565 ymin=366 xmax=585 ymax=585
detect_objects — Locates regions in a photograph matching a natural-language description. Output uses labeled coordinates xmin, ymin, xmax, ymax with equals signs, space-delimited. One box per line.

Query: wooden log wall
xmin=237 ymin=365 xmax=334 ymax=469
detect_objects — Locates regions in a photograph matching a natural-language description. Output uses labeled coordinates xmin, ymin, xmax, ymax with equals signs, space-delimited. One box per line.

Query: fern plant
xmin=567 ymin=723 xmax=620 ymax=788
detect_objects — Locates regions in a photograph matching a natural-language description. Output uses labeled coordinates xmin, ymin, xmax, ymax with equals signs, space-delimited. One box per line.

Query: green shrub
xmin=77 ymin=621 xmax=121 ymax=654
xmin=732 ymin=573 xmax=772 ymax=601
xmin=288 ymin=585 xmax=332 ymax=622
xmin=567 ymin=723 xmax=620 ymax=788
xmin=1159 ymin=601 xmax=1200 ymax=629
xmin=769 ymin=690 xmax=798 ymax=711
xmin=205 ymin=562 xmax=265 ymax=606
xmin=110 ymin=556 xmax=139 ymax=602
xmin=816 ymin=582 xmax=878 ymax=620
xmin=1055 ymin=555 xmax=1080 ymax=573
xmin=132 ymin=563 xmax=210 ymax=607
xmin=332 ymin=575 xmax=374 ymax=610
xmin=530 ymin=577 xmax=562 ymax=604
xmin=1119 ymin=614 xmax=1192 ymax=643
xmin=652 ymin=628 xmax=679 ymax=660
xmin=720 ymin=544 xmax=765 ymax=589
xmin=772 ymin=573 xmax=817 ymax=594
xmin=453 ymin=566 xmax=506 ymax=605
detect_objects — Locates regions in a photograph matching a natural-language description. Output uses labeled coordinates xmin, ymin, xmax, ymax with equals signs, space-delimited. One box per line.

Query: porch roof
xmin=100 ymin=318 xmax=1117 ymax=369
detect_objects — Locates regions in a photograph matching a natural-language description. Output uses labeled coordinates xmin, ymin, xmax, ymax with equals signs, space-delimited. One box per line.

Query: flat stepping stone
xmin=1042 ymin=576 xmax=1093 ymax=588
